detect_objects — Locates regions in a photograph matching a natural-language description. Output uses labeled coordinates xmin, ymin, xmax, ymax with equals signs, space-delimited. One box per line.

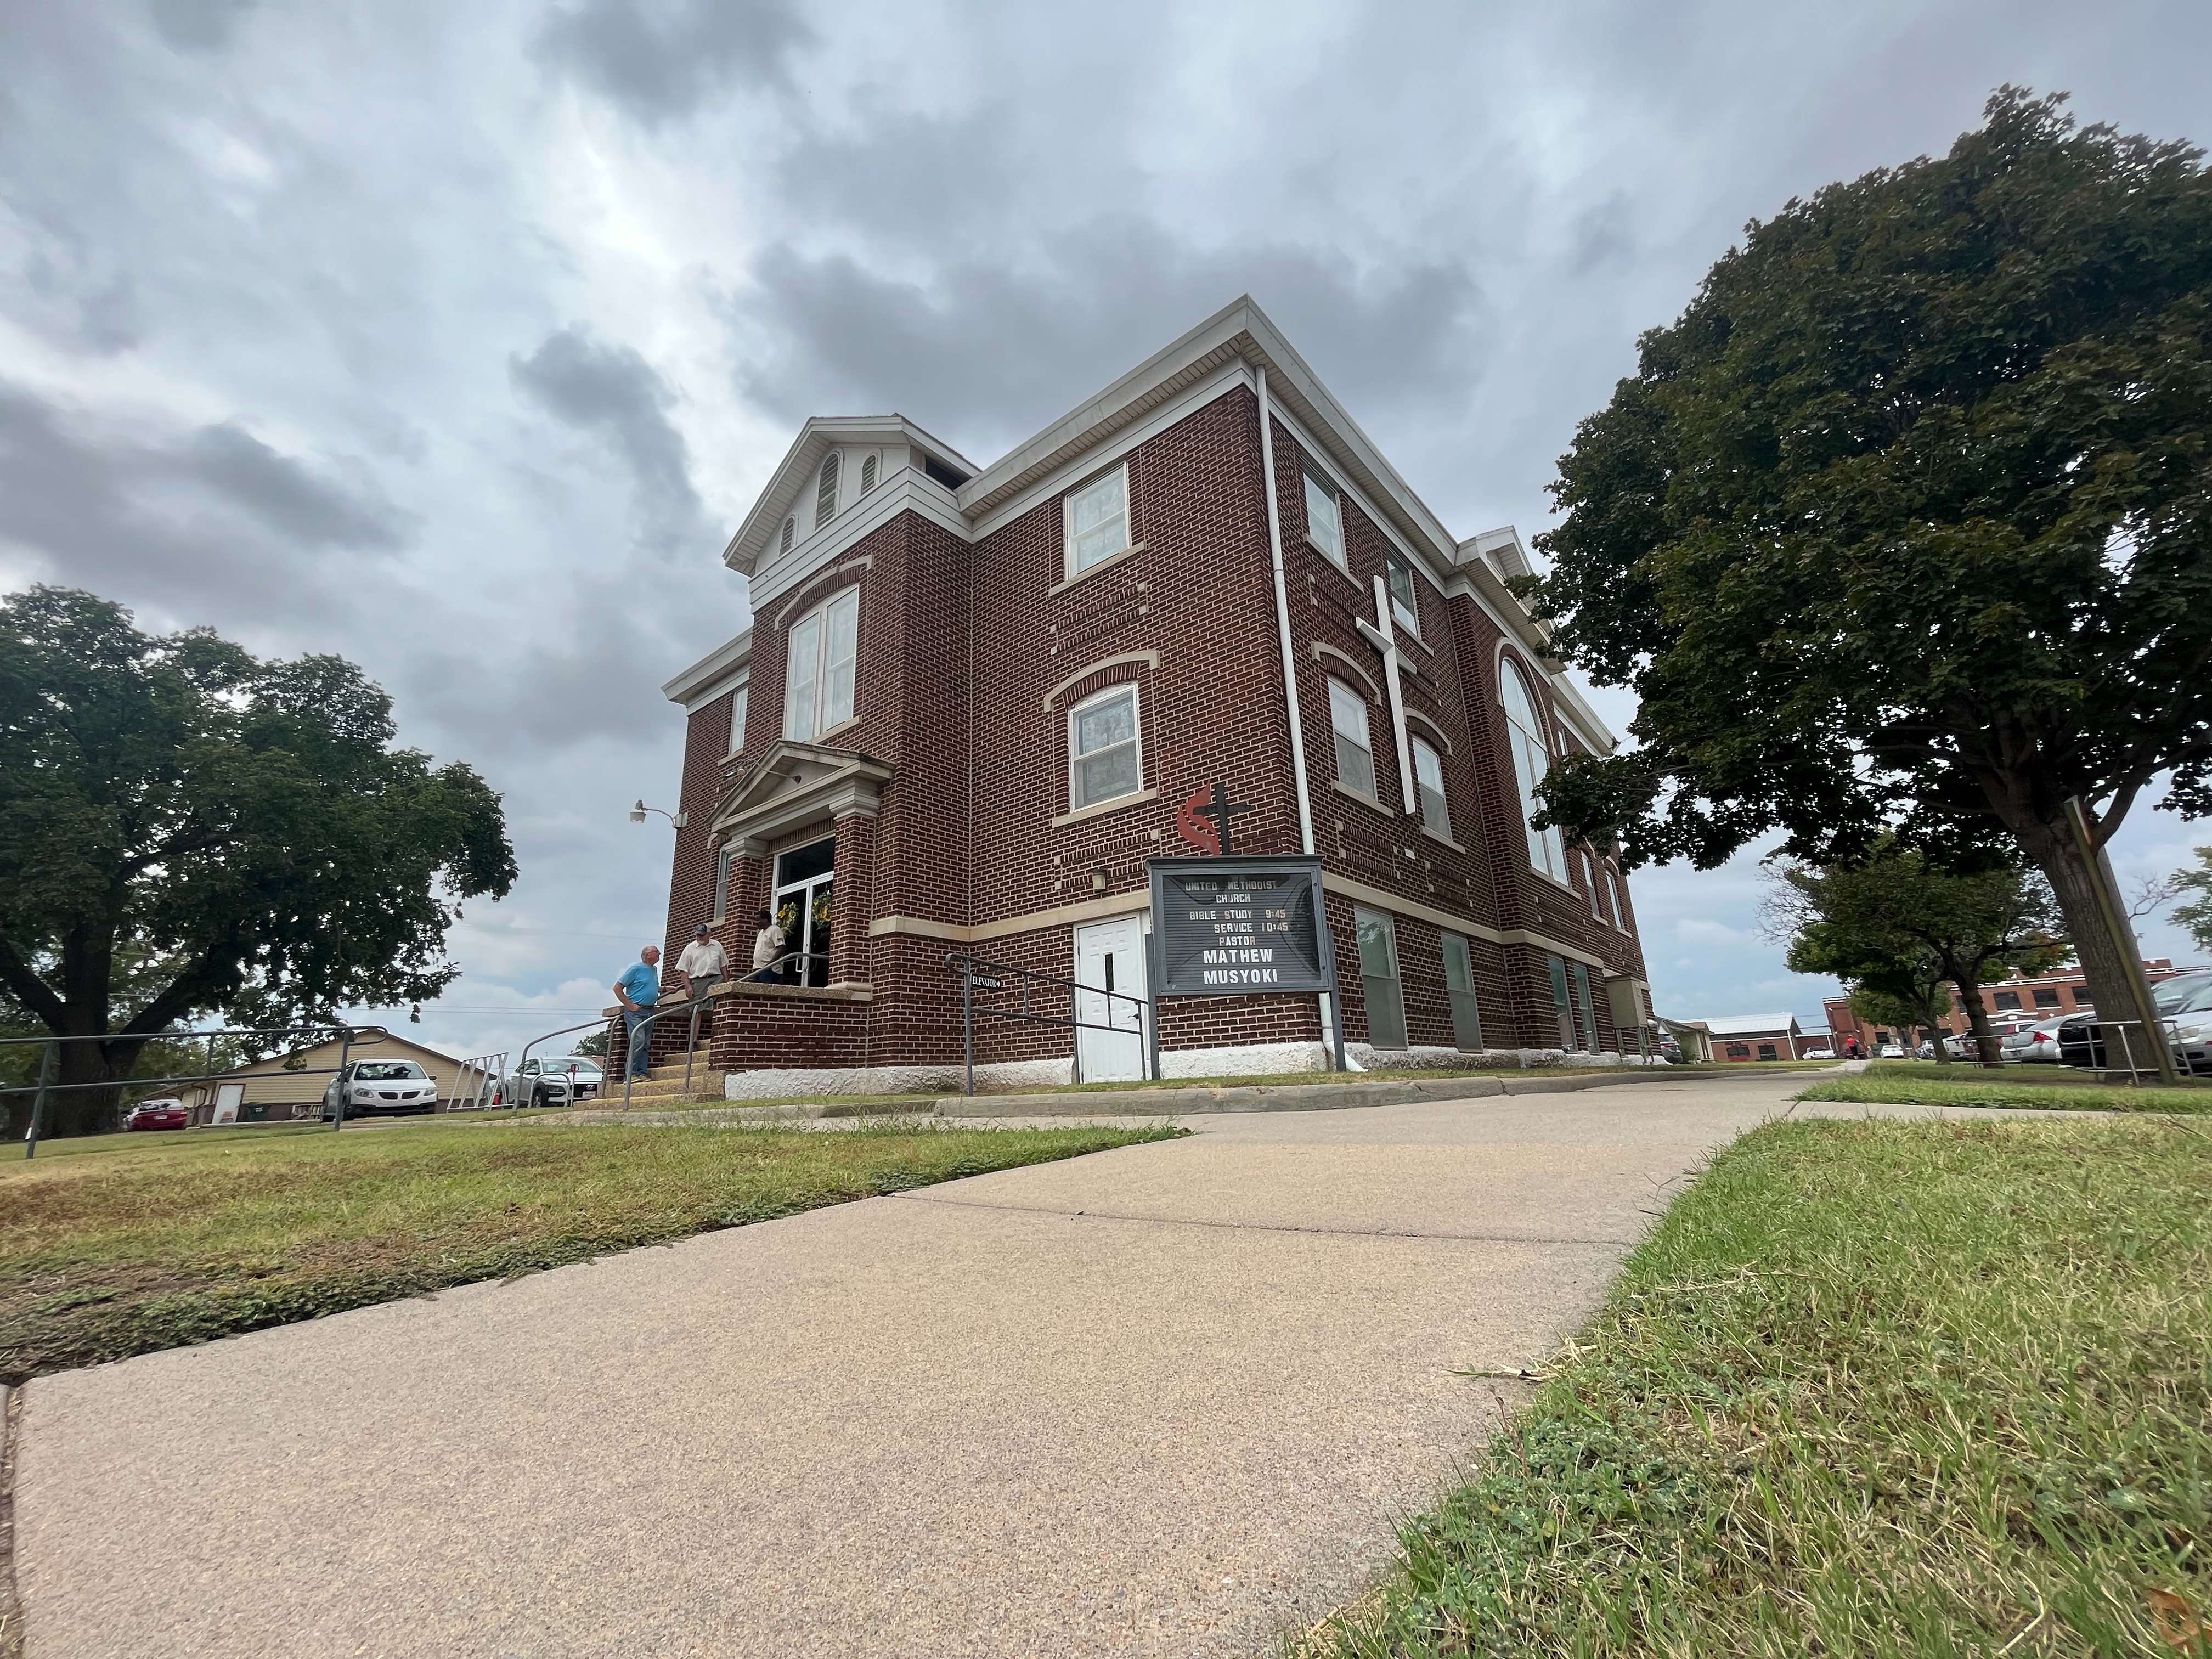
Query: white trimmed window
xmin=1068 ymin=684 xmax=1142 ymax=810
xmin=1584 ymin=850 xmax=1603 ymax=918
xmin=713 ymin=844 xmax=733 ymax=919
xmin=1501 ymin=658 xmax=1569 ymax=883
xmin=783 ymin=586 xmax=859 ymax=740
xmin=1065 ymin=465 xmax=1129 ymax=575
xmin=814 ymin=452 xmax=840 ymax=530
xmin=727 ymin=682 xmax=748 ymax=753
xmin=1607 ymin=865 xmax=1630 ymax=930
xmin=1387 ymin=553 xmax=1419 ymax=633
xmin=858 ymin=452 xmax=878 ymax=494
xmin=1304 ymin=470 xmax=1345 ymax=568
xmin=780 ymin=516 xmax=794 ymax=555
xmin=1328 ymin=678 xmax=1376 ymax=799
xmin=1410 ymin=736 xmax=1450 ymax=838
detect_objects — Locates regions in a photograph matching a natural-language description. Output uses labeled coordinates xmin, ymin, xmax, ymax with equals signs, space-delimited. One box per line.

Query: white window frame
xmin=1354 ymin=905 xmax=1407 ymax=1051
xmin=1066 ymin=682 xmax=1144 ymax=812
xmin=814 ymin=450 xmax=841 ymax=531
xmin=1328 ymin=677 xmax=1376 ymax=800
xmin=712 ymin=843 xmax=734 ymax=921
xmin=1387 ymin=553 xmax=1420 ymax=635
xmin=1303 ymin=468 xmax=1346 ymax=569
xmin=858 ymin=451 xmax=878 ymax=495
xmin=1607 ymin=865 xmax=1630 ymax=931
xmin=1410 ymin=735 xmax=1450 ymax=839
xmin=727 ymin=682 xmax=749 ymax=755
xmin=1063 ymin=464 xmax=1131 ymax=578
xmin=1501 ymin=658 xmax=1570 ymax=884
xmin=780 ymin=516 xmax=794 ymax=555
xmin=1584 ymin=850 xmax=1603 ymax=918
xmin=782 ymin=584 xmax=859 ymax=741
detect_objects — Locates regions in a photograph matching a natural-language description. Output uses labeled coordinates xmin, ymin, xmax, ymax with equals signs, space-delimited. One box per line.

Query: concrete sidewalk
xmin=19 ymin=1074 xmax=1833 ymax=1656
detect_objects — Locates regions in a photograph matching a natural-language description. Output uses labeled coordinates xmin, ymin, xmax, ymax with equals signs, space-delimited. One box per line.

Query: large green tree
xmin=1526 ymin=88 xmax=2212 ymax=1070
xmin=2171 ymin=846 xmax=2212 ymax=953
xmin=0 ymin=587 xmax=516 ymax=1136
xmin=1771 ymin=842 xmax=2066 ymax=1063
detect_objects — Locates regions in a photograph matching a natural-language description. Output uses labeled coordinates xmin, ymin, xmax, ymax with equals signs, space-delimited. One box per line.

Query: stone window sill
xmin=1051 ymin=786 xmax=1158 ymax=828
xmin=1051 ymin=540 xmax=1147 ymax=595
xmin=1329 ymin=778 xmax=1397 ymax=816
xmin=1418 ymin=825 xmax=1466 ymax=854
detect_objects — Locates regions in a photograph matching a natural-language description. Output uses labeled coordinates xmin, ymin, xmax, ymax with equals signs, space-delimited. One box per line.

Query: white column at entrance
xmin=1356 ymin=573 xmax=1417 ymax=816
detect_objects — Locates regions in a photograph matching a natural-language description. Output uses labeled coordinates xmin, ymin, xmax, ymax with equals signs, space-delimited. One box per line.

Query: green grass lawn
xmin=0 ymin=1115 xmax=1175 ymax=1382
xmin=1303 ymin=1116 xmax=2212 ymax=1657
xmin=1800 ymin=1059 xmax=2212 ymax=1114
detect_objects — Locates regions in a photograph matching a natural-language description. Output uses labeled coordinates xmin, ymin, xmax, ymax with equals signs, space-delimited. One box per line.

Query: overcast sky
xmin=4 ymin=0 xmax=2209 ymax=1058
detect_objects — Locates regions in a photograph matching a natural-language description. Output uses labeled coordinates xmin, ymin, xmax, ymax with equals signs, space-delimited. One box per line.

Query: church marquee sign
xmin=1148 ymin=855 xmax=1335 ymax=998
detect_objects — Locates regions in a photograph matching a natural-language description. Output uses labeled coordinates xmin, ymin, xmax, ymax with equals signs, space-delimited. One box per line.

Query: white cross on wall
xmin=1355 ymin=574 xmax=1417 ymax=816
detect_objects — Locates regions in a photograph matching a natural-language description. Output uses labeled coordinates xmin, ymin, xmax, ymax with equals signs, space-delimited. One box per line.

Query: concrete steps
xmin=604 ymin=1058 xmax=726 ymax=1103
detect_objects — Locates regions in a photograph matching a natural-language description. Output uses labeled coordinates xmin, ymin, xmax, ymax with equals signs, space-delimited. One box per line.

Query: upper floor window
xmin=1606 ymin=864 xmax=1630 ymax=930
xmin=859 ymin=452 xmax=878 ymax=494
xmin=1410 ymin=736 xmax=1449 ymax=838
xmin=2033 ymin=987 xmax=2062 ymax=1007
xmin=1065 ymin=465 xmax=1129 ymax=575
xmin=1994 ymin=990 xmax=2022 ymax=1010
xmin=814 ymin=452 xmax=841 ymax=531
xmin=780 ymin=516 xmax=794 ymax=555
xmin=1387 ymin=553 xmax=1419 ymax=633
xmin=1328 ymin=678 xmax=1376 ymax=799
xmin=783 ymin=586 xmax=858 ymax=740
xmin=1584 ymin=850 xmax=1604 ymax=918
xmin=1068 ymin=684 xmax=1142 ymax=810
xmin=727 ymin=682 xmax=749 ymax=754
xmin=1501 ymin=658 xmax=1570 ymax=884
xmin=1304 ymin=470 xmax=1345 ymax=568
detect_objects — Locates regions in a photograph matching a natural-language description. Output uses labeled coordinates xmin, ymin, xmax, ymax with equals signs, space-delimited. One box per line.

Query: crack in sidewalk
xmin=888 ymin=1190 xmax=1635 ymax=1247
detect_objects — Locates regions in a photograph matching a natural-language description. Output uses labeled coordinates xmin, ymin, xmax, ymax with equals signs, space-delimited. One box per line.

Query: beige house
xmin=175 ymin=1032 xmax=466 ymax=1124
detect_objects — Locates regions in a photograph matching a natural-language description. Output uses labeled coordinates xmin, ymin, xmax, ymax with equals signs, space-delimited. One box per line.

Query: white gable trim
xmin=748 ymin=472 xmax=970 ymax=613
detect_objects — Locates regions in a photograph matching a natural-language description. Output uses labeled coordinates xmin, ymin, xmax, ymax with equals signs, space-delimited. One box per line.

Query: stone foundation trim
xmin=716 ymin=1038 xmax=1645 ymax=1099
xmin=867 ymin=893 xmax=1149 ymax=944
xmin=1319 ymin=871 xmax=1613 ymax=972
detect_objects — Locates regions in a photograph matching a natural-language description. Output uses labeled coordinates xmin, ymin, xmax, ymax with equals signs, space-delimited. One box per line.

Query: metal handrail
xmin=1 ymin=1024 xmax=392 ymax=1156
xmin=944 ymin=952 xmax=1156 ymax=1096
xmin=512 ymin=1018 xmax=619 ymax=1110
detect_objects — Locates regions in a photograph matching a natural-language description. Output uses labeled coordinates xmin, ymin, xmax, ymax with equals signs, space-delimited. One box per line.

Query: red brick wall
xmin=656 ymin=384 xmax=1656 ymax=1076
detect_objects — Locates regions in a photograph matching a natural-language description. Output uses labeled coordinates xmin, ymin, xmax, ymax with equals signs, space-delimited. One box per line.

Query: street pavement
xmin=15 ymin=1074 xmax=1957 ymax=1657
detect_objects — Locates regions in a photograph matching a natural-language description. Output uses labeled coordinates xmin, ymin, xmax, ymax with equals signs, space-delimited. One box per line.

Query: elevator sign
xmin=1148 ymin=855 xmax=1334 ymax=997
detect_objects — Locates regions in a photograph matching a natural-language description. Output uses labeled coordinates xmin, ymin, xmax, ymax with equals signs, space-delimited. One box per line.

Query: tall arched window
xmin=1500 ymin=658 xmax=1568 ymax=883
xmin=814 ymin=452 xmax=840 ymax=530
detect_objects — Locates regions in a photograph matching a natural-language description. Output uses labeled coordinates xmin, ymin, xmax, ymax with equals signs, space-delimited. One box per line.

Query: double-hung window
xmin=1303 ymin=469 xmax=1345 ymax=568
xmin=1606 ymin=865 xmax=1629 ymax=930
xmin=1570 ymin=961 xmax=1599 ymax=1052
xmin=1065 ymin=465 xmax=1129 ymax=575
xmin=1355 ymin=907 xmax=1407 ymax=1050
xmin=1410 ymin=736 xmax=1450 ymax=838
xmin=712 ymin=844 xmax=734 ymax=920
xmin=1069 ymin=685 xmax=1141 ymax=810
xmin=1387 ymin=554 xmax=1419 ymax=633
xmin=1328 ymin=678 xmax=1376 ymax=800
xmin=727 ymin=683 xmax=749 ymax=755
xmin=783 ymin=586 xmax=859 ymax=741
xmin=1502 ymin=659 xmax=1570 ymax=883
xmin=1584 ymin=850 xmax=1604 ymax=918
xmin=1547 ymin=953 xmax=1575 ymax=1049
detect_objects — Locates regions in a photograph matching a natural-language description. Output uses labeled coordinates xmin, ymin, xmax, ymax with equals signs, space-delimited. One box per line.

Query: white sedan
xmin=320 ymin=1059 xmax=438 ymax=1119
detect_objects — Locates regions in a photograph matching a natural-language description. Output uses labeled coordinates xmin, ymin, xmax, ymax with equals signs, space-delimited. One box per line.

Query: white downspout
xmin=1257 ymin=365 xmax=1357 ymax=1069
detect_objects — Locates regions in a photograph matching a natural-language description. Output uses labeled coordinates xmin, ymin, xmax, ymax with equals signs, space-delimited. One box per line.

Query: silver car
xmin=2000 ymin=1015 xmax=2076 ymax=1063
xmin=510 ymin=1056 xmax=602 ymax=1109
xmin=320 ymin=1059 xmax=438 ymax=1119
xmin=2166 ymin=984 xmax=2212 ymax=1075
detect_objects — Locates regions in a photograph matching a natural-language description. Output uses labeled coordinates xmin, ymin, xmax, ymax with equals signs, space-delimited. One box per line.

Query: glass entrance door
xmin=772 ymin=837 xmax=835 ymax=987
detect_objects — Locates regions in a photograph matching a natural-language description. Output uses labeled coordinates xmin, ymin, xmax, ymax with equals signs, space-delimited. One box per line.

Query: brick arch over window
xmin=772 ymin=556 xmax=873 ymax=629
xmin=1041 ymin=650 xmax=1161 ymax=712
xmin=1308 ymin=640 xmax=1381 ymax=703
xmin=1404 ymin=709 xmax=1452 ymax=753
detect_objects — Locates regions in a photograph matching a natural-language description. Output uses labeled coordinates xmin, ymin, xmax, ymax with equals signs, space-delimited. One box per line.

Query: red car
xmin=125 ymin=1099 xmax=189 ymax=1131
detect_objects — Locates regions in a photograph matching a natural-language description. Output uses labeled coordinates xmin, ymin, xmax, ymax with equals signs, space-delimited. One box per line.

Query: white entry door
xmin=1074 ymin=916 xmax=1148 ymax=1082
xmin=212 ymin=1082 xmax=244 ymax=1124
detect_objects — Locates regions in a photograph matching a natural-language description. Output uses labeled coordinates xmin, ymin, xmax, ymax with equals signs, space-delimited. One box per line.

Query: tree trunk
xmin=49 ymin=1037 xmax=130 ymax=1137
xmin=1951 ymin=971 xmax=2002 ymax=1067
xmin=2012 ymin=812 xmax=2178 ymax=1082
xmin=1928 ymin=1020 xmax=1953 ymax=1064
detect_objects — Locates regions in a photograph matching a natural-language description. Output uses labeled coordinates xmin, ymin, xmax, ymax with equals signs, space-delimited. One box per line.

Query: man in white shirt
xmin=674 ymin=924 xmax=728 ymax=1000
xmin=748 ymin=907 xmax=788 ymax=982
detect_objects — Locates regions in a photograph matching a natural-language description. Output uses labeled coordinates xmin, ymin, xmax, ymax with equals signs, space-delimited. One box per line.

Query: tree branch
xmin=0 ymin=932 xmax=69 ymax=1031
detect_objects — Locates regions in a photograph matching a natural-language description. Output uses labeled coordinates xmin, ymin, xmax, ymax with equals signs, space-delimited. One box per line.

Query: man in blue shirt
xmin=613 ymin=945 xmax=663 ymax=1081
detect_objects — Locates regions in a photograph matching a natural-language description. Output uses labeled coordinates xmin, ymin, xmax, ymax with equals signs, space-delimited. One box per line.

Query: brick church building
xmin=626 ymin=296 xmax=1652 ymax=1094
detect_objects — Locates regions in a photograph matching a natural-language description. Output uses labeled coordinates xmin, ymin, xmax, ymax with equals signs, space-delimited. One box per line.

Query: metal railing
xmin=448 ymin=1051 xmax=510 ymax=1111
xmin=944 ymin=952 xmax=1156 ymax=1097
xmin=2062 ymin=1015 xmax=2183 ymax=1086
xmin=0 ymin=1024 xmax=392 ymax=1157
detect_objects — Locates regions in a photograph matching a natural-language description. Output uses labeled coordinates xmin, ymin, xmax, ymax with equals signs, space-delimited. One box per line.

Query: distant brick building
xmin=626 ymin=297 xmax=1652 ymax=1093
xmin=1824 ymin=958 xmax=2196 ymax=1054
